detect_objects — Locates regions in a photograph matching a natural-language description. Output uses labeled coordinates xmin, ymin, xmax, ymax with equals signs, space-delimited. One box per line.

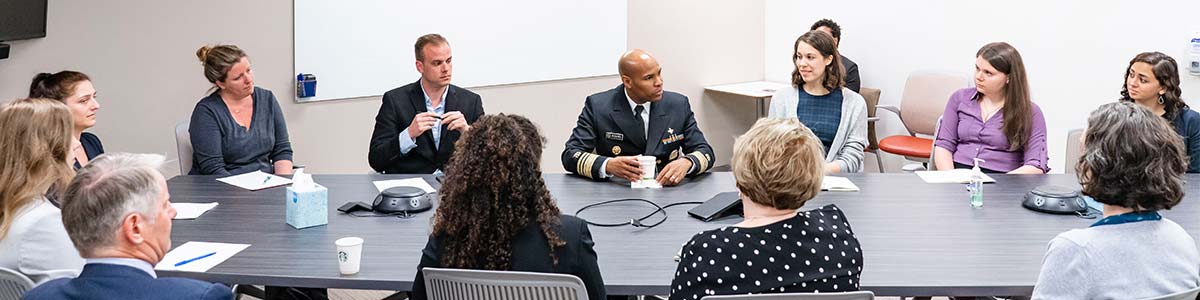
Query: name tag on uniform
xmin=605 ymin=132 xmax=625 ymax=141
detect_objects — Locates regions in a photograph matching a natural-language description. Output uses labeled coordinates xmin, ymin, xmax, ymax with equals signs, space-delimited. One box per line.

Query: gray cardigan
xmin=768 ymin=87 xmax=868 ymax=173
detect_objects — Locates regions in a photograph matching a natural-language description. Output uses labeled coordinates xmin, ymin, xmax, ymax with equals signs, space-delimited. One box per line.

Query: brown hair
xmin=0 ymin=98 xmax=75 ymax=239
xmin=414 ymin=34 xmax=449 ymax=62
xmin=977 ymin=42 xmax=1034 ymax=151
xmin=432 ymin=113 xmax=564 ymax=270
xmin=1119 ymin=52 xmax=1187 ymax=120
xmin=195 ymin=44 xmax=248 ymax=84
xmin=29 ymin=71 xmax=91 ymax=101
xmin=732 ymin=118 xmax=825 ymax=209
xmin=791 ymin=30 xmax=844 ymax=91
xmin=1077 ymin=102 xmax=1186 ymax=210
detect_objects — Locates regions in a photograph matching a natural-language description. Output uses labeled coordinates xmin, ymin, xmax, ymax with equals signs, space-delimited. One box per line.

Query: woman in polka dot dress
xmin=669 ymin=118 xmax=863 ymax=300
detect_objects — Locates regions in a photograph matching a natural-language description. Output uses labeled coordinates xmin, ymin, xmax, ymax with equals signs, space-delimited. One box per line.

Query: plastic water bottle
xmin=1189 ymin=32 xmax=1200 ymax=76
xmin=968 ymin=158 xmax=985 ymax=208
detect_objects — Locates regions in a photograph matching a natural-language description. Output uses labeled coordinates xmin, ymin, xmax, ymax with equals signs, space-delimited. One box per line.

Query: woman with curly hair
xmin=1118 ymin=51 xmax=1200 ymax=173
xmin=410 ymin=114 xmax=606 ymax=300
xmin=1032 ymin=102 xmax=1200 ymax=299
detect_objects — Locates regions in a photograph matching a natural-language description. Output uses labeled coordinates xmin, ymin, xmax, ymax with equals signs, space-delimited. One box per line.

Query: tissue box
xmin=286 ymin=184 xmax=328 ymax=229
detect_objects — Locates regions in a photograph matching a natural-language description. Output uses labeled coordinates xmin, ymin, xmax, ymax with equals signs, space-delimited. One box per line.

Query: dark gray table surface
xmin=160 ymin=173 xmax=1200 ymax=296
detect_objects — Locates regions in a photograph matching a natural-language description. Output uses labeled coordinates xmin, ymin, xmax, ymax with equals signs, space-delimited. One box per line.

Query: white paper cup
xmin=335 ymin=237 xmax=364 ymax=275
xmin=638 ymin=156 xmax=656 ymax=181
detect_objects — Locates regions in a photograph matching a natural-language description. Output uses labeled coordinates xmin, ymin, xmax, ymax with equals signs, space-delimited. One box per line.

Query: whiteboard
xmin=294 ymin=0 xmax=628 ymax=102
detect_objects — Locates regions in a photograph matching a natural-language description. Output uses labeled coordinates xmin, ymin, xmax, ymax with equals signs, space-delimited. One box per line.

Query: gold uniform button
xmin=611 ymin=145 xmax=621 ymax=155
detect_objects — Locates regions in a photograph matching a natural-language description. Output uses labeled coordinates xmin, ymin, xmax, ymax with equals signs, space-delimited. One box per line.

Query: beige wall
xmin=0 ymin=0 xmax=764 ymax=177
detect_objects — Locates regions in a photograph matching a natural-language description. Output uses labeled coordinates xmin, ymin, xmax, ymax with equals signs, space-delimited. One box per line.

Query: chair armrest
xmin=876 ymin=105 xmax=901 ymax=116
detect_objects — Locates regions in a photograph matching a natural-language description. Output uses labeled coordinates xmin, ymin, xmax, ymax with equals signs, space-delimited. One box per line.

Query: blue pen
xmin=174 ymin=252 xmax=217 ymax=267
xmin=262 ymin=176 xmax=272 ymax=185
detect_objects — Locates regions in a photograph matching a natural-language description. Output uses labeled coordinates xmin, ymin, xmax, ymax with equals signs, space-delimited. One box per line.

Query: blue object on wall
xmin=296 ymin=73 xmax=317 ymax=98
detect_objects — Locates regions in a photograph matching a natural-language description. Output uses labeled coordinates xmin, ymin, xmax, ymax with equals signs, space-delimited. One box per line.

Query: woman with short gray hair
xmin=1032 ymin=101 xmax=1200 ymax=299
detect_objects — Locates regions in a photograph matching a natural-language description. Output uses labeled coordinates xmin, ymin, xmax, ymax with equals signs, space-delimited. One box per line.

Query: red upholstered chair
xmin=877 ymin=73 xmax=967 ymax=171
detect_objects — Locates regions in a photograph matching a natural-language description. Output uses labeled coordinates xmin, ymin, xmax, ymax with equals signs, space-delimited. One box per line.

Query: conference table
xmin=160 ymin=172 xmax=1200 ymax=297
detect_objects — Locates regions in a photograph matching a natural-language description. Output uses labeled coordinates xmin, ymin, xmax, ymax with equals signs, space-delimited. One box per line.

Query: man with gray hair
xmin=23 ymin=153 xmax=233 ymax=300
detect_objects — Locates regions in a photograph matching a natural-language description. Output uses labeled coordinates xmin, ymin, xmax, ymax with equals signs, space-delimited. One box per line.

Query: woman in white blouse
xmin=0 ymin=98 xmax=85 ymax=284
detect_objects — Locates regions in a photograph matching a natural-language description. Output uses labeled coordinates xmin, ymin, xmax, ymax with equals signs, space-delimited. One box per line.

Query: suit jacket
xmin=562 ymin=85 xmax=714 ymax=180
xmin=841 ymin=54 xmax=861 ymax=93
xmin=368 ymin=81 xmax=485 ymax=174
xmin=410 ymin=215 xmax=606 ymax=300
xmin=23 ymin=263 xmax=233 ymax=300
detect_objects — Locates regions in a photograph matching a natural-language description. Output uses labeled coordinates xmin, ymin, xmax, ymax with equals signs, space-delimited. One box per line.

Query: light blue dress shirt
xmin=398 ymin=81 xmax=449 ymax=154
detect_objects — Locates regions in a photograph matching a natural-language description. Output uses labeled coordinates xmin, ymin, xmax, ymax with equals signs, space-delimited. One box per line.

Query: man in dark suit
xmin=23 ymin=153 xmax=233 ymax=300
xmin=811 ymin=19 xmax=861 ymax=93
xmin=562 ymin=49 xmax=714 ymax=186
xmin=369 ymin=33 xmax=485 ymax=174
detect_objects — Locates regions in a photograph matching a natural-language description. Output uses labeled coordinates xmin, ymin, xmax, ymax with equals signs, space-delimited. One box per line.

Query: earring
xmin=1159 ymin=95 xmax=1166 ymax=104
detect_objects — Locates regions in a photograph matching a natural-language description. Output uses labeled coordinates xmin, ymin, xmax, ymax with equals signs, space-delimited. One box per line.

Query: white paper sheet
xmin=216 ymin=171 xmax=293 ymax=190
xmin=372 ymin=178 xmax=436 ymax=193
xmin=915 ymin=169 xmax=997 ymax=184
xmin=171 ymin=202 xmax=218 ymax=220
xmin=154 ymin=241 xmax=250 ymax=272
xmin=820 ymin=176 xmax=860 ymax=192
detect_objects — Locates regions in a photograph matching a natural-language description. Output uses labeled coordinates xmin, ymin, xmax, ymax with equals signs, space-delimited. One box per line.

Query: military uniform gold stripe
xmin=689 ymin=151 xmax=710 ymax=172
xmin=574 ymin=152 xmax=601 ymax=179
xmin=575 ymin=152 xmax=586 ymax=178
xmin=582 ymin=153 xmax=596 ymax=179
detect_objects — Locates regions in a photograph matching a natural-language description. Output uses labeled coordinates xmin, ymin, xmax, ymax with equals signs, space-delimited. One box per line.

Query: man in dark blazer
xmin=562 ymin=49 xmax=714 ymax=186
xmin=23 ymin=153 xmax=233 ymax=300
xmin=369 ymin=34 xmax=484 ymax=174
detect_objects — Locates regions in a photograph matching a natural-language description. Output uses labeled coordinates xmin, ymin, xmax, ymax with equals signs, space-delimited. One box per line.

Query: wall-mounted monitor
xmin=0 ymin=0 xmax=48 ymax=41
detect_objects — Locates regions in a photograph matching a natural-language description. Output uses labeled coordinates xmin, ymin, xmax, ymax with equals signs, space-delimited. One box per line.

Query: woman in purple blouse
xmin=933 ymin=42 xmax=1049 ymax=174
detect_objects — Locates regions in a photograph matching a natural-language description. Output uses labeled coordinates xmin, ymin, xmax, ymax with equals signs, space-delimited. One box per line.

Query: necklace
xmin=222 ymin=93 xmax=251 ymax=115
xmin=231 ymin=103 xmax=251 ymax=115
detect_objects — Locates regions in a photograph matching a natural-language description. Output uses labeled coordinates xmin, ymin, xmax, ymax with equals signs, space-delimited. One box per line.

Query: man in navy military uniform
xmin=562 ymin=49 xmax=714 ymax=186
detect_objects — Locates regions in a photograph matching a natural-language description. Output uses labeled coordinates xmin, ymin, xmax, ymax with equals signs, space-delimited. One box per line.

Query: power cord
xmin=346 ymin=210 xmax=422 ymax=219
xmin=574 ymin=198 xmax=703 ymax=228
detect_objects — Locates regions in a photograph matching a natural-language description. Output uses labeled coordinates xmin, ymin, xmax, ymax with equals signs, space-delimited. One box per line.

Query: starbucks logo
xmin=338 ymin=251 xmax=348 ymax=262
